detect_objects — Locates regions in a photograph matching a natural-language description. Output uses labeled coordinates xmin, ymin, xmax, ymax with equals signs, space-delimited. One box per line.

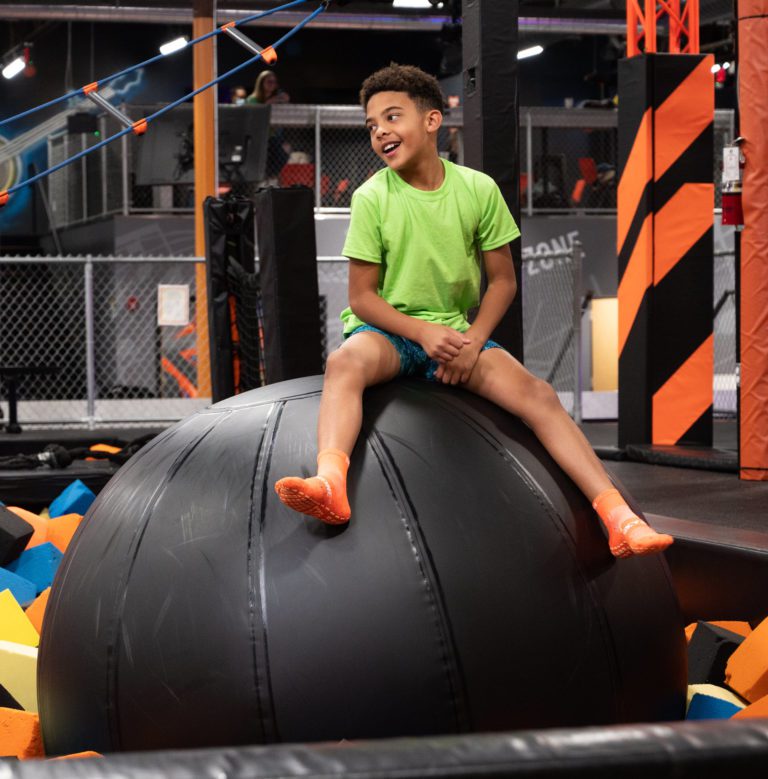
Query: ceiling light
xmin=393 ymin=1 xmax=439 ymax=9
xmin=2 ymin=56 xmax=25 ymax=80
xmin=518 ymin=45 xmax=544 ymax=60
xmin=159 ymin=36 xmax=188 ymax=56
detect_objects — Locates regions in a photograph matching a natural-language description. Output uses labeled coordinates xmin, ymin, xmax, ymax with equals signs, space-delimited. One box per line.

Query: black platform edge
xmin=625 ymin=444 xmax=738 ymax=473
xmin=650 ymin=513 xmax=768 ymax=624
xmin=9 ymin=721 xmax=768 ymax=778
xmin=0 ymin=427 xmax=165 ymax=456
xmin=0 ymin=461 xmax=118 ymax=513
xmin=595 ymin=445 xmax=626 ymax=461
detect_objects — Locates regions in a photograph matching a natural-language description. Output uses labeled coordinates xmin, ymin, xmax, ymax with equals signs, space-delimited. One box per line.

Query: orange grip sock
xmin=592 ymin=488 xmax=673 ymax=558
xmin=275 ymin=449 xmax=351 ymax=525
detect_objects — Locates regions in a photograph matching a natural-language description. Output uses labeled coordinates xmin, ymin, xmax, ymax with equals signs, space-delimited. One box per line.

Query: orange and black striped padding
xmin=617 ymin=53 xmax=714 ymax=447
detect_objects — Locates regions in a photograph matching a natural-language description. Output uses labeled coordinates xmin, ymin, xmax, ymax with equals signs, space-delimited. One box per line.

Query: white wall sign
xmin=157 ymin=284 xmax=190 ymax=327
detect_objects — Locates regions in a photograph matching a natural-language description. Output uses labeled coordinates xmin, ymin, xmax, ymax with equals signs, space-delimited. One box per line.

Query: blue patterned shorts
xmin=347 ymin=324 xmax=505 ymax=382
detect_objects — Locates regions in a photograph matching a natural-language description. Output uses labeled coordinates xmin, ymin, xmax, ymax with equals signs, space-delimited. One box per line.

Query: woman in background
xmin=247 ymin=70 xmax=291 ymax=105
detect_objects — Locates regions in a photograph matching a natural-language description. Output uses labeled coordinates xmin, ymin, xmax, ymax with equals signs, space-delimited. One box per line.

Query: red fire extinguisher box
xmin=722 ymin=190 xmax=744 ymax=226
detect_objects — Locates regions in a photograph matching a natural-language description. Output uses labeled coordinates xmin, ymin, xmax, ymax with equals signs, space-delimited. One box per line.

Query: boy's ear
xmin=425 ymin=108 xmax=444 ymax=134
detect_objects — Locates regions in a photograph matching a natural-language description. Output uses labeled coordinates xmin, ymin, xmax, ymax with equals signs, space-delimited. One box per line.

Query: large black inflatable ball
xmin=38 ymin=377 xmax=686 ymax=755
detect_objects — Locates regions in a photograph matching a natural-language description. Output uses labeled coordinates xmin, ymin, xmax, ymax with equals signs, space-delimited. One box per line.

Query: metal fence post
xmin=84 ymin=257 xmax=97 ymax=429
xmin=526 ymin=110 xmax=534 ymax=216
xmin=101 ymin=116 xmax=108 ymax=218
xmin=315 ymin=106 xmax=322 ymax=209
xmin=571 ymin=240 xmax=583 ymax=425
xmin=121 ymin=132 xmax=129 ymax=216
xmin=82 ymin=133 xmax=88 ymax=222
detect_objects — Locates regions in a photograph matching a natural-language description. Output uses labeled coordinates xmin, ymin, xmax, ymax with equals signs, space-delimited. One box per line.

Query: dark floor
xmin=582 ymin=420 xmax=768 ymax=533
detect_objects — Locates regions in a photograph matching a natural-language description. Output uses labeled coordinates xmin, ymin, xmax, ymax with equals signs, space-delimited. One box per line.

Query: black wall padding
xmin=462 ymin=1 xmax=522 ymax=359
xmin=38 ymin=378 xmax=684 ymax=756
xmin=650 ymin=514 xmax=768 ymax=624
xmin=204 ymin=196 xmax=256 ymax=403
xmin=13 ymin=721 xmax=768 ymax=778
xmin=254 ymin=187 xmax=323 ymax=384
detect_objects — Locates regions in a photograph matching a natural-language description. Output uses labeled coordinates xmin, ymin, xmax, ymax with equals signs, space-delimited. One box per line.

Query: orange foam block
xmin=51 ymin=751 xmax=102 ymax=760
xmin=0 ymin=707 xmax=44 ymax=759
xmin=732 ymin=693 xmax=768 ymax=719
xmin=685 ymin=623 xmax=697 ymax=642
xmin=725 ymin=616 xmax=768 ymax=702
xmin=710 ymin=621 xmax=752 ymax=638
xmin=47 ymin=513 xmax=83 ymax=553
xmin=6 ymin=507 xmax=47 ymax=549
xmin=24 ymin=588 xmax=50 ymax=635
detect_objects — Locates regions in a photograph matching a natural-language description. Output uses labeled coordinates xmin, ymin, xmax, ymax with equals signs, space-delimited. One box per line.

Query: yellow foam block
xmin=732 ymin=692 xmax=768 ymax=719
xmin=0 ymin=591 xmax=39 ymax=647
xmin=24 ymin=588 xmax=50 ymax=635
xmin=6 ymin=507 xmax=47 ymax=549
xmin=0 ymin=707 xmax=43 ymax=759
xmin=0 ymin=640 xmax=38 ymax=712
xmin=685 ymin=683 xmax=747 ymax=715
xmin=47 ymin=513 xmax=83 ymax=553
xmin=725 ymin=616 xmax=768 ymax=702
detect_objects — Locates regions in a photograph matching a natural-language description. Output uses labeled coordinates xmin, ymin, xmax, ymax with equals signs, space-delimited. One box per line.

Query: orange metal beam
xmin=193 ymin=0 xmax=216 ymax=398
xmin=627 ymin=0 xmax=699 ymax=57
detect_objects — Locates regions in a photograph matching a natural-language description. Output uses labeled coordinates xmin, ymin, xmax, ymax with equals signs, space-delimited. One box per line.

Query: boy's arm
xmin=466 ymin=242 xmax=518 ymax=344
xmin=434 ymin=242 xmax=517 ymax=384
xmin=348 ymin=259 xmax=469 ymax=363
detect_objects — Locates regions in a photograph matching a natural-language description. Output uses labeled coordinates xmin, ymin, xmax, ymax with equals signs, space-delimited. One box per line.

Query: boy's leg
xmin=463 ymin=348 xmax=672 ymax=557
xmin=275 ymin=332 xmax=401 ymax=524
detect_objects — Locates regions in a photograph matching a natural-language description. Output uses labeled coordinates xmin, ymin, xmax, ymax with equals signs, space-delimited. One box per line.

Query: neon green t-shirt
xmin=340 ymin=158 xmax=520 ymax=335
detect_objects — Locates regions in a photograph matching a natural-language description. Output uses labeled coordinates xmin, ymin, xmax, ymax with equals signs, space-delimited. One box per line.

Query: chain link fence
xmin=713 ymin=249 xmax=736 ymax=417
xmin=0 ymin=257 xmax=208 ymax=428
xmin=1 ymin=246 xmax=739 ymax=428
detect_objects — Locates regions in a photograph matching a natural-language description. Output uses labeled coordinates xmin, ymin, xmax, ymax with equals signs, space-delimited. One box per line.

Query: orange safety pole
xmin=193 ymin=0 xmax=216 ymax=399
xmin=663 ymin=0 xmax=682 ymax=53
xmin=645 ymin=0 xmax=657 ymax=54
xmin=685 ymin=0 xmax=700 ymax=53
xmin=627 ymin=0 xmax=644 ymax=56
xmin=738 ymin=0 xmax=768 ymax=480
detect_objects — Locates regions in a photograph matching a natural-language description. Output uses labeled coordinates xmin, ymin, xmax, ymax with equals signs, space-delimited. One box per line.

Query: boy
xmin=275 ymin=64 xmax=672 ymax=558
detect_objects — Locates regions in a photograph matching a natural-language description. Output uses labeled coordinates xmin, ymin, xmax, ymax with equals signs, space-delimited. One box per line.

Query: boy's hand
xmin=418 ymin=323 xmax=470 ymax=363
xmin=434 ymin=339 xmax=482 ymax=385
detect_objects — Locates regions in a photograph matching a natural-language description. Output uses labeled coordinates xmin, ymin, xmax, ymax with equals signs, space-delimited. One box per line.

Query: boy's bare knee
xmin=531 ymin=378 xmax=561 ymax=411
xmin=325 ymin=348 xmax=360 ymax=377
xmin=515 ymin=377 xmax=561 ymax=424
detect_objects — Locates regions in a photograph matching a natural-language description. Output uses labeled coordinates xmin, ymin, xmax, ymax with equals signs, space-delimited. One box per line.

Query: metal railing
xmin=44 ymin=105 xmax=737 ymax=229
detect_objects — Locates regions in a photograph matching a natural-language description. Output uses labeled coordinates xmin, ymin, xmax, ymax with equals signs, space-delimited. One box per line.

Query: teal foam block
xmin=6 ymin=542 xmax=63 ymax=595
xmin=49 ymin=479 xmax=96 ymax=519
xmin=686 ymin=693 xmax=743 ymax=720
xmin=0 ymin=567 xmax=36 ymax=608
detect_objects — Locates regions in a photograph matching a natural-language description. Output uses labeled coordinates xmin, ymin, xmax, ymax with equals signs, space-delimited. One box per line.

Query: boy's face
xmin=364 ymin=91 xmax=442 ymax=172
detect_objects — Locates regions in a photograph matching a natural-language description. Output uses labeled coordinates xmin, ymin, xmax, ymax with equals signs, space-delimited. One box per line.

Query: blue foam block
xmin=0 ymin=567 xmax=36 ymax=608
xmin=686 ymin=693 xmax=743 ymax=720
xmin=49 ymin=479 xmax=96 ymax=519
xmin=6 ymin=542 xmax=63 ymax=595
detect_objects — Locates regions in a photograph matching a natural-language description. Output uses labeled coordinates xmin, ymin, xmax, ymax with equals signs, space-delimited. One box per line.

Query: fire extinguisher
xmin=721 ymin=137 xmax=745 ymax=227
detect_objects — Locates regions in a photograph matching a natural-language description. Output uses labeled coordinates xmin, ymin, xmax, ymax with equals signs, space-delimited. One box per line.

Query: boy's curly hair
xmin=360 ymin=63 xmax=444 ymax=113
